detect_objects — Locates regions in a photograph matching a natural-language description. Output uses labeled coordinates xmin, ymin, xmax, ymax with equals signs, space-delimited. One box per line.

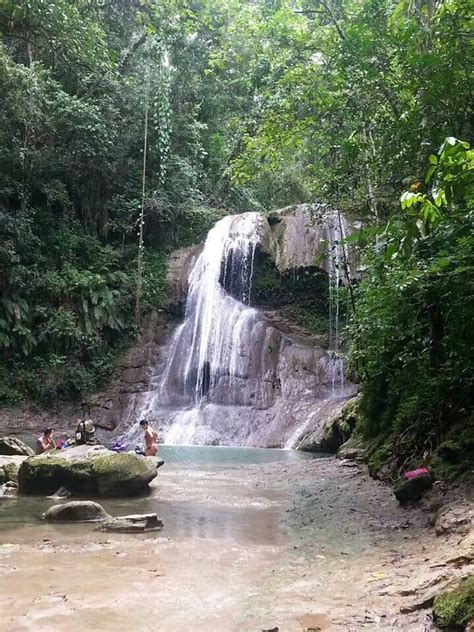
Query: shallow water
xmin=0 ymin=446 xmax=440 ymax=631
xmin=0 ymin=446 xmax=319 ymax=544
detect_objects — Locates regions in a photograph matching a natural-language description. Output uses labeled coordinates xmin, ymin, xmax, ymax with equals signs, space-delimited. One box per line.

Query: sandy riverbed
xmin=0 ymin=447 xmax=471 ymax=631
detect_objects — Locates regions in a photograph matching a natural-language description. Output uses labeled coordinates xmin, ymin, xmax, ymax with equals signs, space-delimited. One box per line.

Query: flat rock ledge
xmin=18 ymin=444 xmax=161 ymax=497
xmin=98 ymin=513 xmax=163 ymax=533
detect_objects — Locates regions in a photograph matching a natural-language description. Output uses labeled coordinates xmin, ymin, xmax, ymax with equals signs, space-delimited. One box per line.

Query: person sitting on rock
xmin=139 ymin=419 xmax=158 ymax=456
xmin=36 ymin=428 xmax=56 ymax=454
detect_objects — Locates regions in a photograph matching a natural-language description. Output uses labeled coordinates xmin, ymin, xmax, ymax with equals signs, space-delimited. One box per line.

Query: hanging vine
xmin=152 ymin=43 xmax=173 ymax=188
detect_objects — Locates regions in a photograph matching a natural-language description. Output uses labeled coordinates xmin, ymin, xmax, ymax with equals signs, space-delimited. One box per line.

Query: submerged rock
xmin=98 ymin=512 xmax=163 ymax=533
xmin=0 ymin=437 xmax=34 ymax=457
xmin=43 ymin=501 xmax=110 ymax=522
xmin=433 ymin=575 xmax=474 ymax=630
xmin=18 ymin=445 xmax=160 ymax=497
xmin=394 ymin=474 xmax=434 ymax=505
xmin=435 ymin=504 xmax=473 ymax=536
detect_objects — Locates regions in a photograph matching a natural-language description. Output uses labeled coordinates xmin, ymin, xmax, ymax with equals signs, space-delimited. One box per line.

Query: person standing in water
xmin=139 ymin=419 xmax=158 ymax=456
xmin=36 ymin=427 xmax=56 ymax=454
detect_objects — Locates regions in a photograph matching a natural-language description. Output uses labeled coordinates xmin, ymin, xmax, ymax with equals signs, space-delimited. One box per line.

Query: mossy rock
xmin=433 ymin=575 xmax=474 ymax=630
xmin=394 ymin=473 xmax=434 ymax=505
xmin=337 ymin=435 xmax=367 ymax=461
xmin=18 ymin=445 xmax=159 ymax=497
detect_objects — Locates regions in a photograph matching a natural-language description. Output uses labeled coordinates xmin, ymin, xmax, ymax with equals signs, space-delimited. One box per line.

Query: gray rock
xmin=98 ymin=512 xmax=163 ymax=533
xmin=435 ymin=504 xmax=473 ymax=536
xmin=43 ymin=500 xmax=110 ymax=522
xmin=394 ymin=474 xmax=434 ymax=506
xmin=18 ymin=445 xmax=160 ymax=497
xmin=0 ymin=437 xmax=34 ymax=457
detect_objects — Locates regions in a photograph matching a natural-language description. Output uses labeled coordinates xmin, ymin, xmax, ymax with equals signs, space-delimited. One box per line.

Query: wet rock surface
xmin=43 ymin=501 xmax=110 ymax=522
xmin=18 ymin=445 xmax=160 ymax=496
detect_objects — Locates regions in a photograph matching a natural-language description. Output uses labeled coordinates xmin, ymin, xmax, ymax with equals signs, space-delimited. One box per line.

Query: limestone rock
xmin=0 ymin=437 xmax=34 ymax=457
xmin=435 ymin=503 xmax=473 ymax=536
xmin=433 ymin=575 xmax=474 ymax=630
xmin=394 ymin=474 xmax=434 ymax=505
xmin=98 ymin=512 xmax=163 ymax=533
xmin=43 ymin=501 xmax=110 ymax=522
xmin=18 ymin=445 xmax=160 ymax=497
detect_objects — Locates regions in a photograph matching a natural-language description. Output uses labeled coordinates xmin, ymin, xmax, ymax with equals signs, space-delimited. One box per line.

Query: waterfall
xmin=131 ymin=213 xmax=263 ymax=444
xmin=121 ymin=205 xmax=356 ymax=448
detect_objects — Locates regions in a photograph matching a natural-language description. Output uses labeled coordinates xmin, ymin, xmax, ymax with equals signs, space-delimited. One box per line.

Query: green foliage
xmin=350 ymin=140 xmax=474 ymax=474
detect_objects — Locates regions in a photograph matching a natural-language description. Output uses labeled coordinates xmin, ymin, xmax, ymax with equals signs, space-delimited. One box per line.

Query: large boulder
xmin=18 ymin=445 xmax=160 ymax=497
xmin=0 ymin=437 xmax=34 ymax=457
xmin=43 ymin=501 xmax=110 ymax=522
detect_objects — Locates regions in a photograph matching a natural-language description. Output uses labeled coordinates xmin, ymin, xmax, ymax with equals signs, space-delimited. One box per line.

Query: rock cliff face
xmin=107 ymin=204 xmax=357 ymax=448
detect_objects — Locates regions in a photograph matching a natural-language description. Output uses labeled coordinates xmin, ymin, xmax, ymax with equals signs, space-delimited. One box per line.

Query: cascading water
xmin=122 ymin=205 xmax=356 ymax=448
xmin=129 ymin=213 xmax=263 ymax=444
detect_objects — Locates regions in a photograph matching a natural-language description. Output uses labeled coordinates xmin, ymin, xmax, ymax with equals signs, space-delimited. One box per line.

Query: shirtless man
xmin=139 ymin=419 xmax=158 ymax=456
xmin=36 ymin=427 xmax=56 ymax=454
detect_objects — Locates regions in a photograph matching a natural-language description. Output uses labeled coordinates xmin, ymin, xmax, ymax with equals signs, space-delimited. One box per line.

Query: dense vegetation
xmin=0 ymin=0 xmax=472 ymax=473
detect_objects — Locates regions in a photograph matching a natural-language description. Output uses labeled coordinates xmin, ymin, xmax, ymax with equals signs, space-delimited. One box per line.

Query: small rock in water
xmin=43 ymin=501 xmax=110 ymax=523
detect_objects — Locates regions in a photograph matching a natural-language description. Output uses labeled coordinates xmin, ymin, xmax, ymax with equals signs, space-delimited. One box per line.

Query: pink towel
xmin=403 ymin=467 xmax=429 ymax=480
